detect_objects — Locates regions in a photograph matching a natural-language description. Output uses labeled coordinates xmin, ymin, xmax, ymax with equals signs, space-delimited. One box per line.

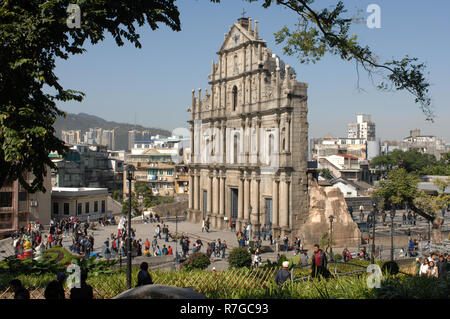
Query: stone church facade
xmin=187 ymin=17 xmax=310 ymax=239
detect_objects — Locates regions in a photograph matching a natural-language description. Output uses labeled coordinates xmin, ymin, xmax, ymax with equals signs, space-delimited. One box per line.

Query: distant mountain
xmin=53 ymin=112 xmax=172 ymax=150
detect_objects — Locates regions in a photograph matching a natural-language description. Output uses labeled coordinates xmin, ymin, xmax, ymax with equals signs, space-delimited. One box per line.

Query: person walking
xmin=221 ymin=240 xmax=227 ymax=259
xmin=202 ymin=219 xmax=206 ymax=233
xmin=311 ymin=244 xmax=329 ymax=279
xmin=205 ymin=219 xmax=210 ymax=233
xmin=283 ymin=235 xmax=289 ymax=252
xmin=359 ymin=204 xmax=364 ymax=222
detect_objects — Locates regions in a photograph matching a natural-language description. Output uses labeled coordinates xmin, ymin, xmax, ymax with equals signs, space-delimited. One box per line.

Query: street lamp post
xmin=175 ymin=214 xmax=179 ymax=263
xmin=371 ymin=204 xmax=377 ymax=264
xmin=390 ymin=207 xmax=396 ymax=261
xmin=126 ymin=164 xmax=135 ymax=289
xmin=428 ymin=219 xmax=432 ymax=253
xmin=328 ymin=215 xmax=334 ymax=261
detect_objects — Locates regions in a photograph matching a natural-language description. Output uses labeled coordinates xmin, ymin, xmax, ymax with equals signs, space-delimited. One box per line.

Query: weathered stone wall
xmin=297 ymin=177 xmax=361 ymax=249
xmin=150 ymin=200 xmax=189 ymax=218
xmin=344 ymin=196 xmax=380 ymax=212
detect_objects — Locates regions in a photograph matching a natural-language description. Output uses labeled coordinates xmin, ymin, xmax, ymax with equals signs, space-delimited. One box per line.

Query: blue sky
xmin=55 ymin=0 xmax=450 ymax=141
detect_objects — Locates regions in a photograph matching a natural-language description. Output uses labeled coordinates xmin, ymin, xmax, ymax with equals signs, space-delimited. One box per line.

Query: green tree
xmin=265 ymin=0 xmax=432 ymax=118
xmin=121 ymin=196 xmax=140 ymax=216
xmin=227 ymin=247 xmax=252 ymax=268
xmin=319 ymin=231 xmax=335 ymax=254
xmin=371 ymin=150 xmax=440 ymax=175
xmin=373 ymin=168 xmax=446 ymax=240
xmin=0 ymin=0 xmax=195 ymax=192
xmin=112 ymin=190 xmax=121 ymax=202
xmin=372 ymin=168 xmax=420 ymax=205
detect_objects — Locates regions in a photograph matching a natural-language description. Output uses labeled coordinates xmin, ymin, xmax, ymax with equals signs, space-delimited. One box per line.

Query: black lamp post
xmin=371 ymin=204 xmax=377 ymax=264
xmin=126 ymin=164 xmax=135 ymax=289
xmin=390 ymin=206 xmax=396 ymax=261
xmin=428 ymin=219 xmax=432 ymax=253
xmin=248 ymin=205 xmax=252 ymax=240
xmin=328 ymin=215 xmax=334 ymax=261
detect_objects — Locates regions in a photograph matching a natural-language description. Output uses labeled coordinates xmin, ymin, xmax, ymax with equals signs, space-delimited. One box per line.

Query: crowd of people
xmin=415 ymin=252 xmax=449 ymax=279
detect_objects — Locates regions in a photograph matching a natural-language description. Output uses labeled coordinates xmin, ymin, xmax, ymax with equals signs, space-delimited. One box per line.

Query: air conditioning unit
xmin=158 ymin=177 xmax=162 ymax=181
xmin=164 ymin=178 xmax=167 ymax=181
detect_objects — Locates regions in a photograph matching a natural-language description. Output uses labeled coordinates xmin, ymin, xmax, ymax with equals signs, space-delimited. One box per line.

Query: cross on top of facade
xmin=241 ymin=8 xmax=247 ymax=18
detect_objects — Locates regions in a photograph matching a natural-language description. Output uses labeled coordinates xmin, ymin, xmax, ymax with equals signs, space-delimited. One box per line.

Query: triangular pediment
xmin=219 ymin=24 xmax=253 ymax=52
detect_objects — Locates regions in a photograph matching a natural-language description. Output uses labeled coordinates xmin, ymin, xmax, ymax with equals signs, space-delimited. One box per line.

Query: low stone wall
xmin=149 ymin=200 xmax=189 ymax=218
xmin=345 ymin=196 xmax=381 ymax=212
xmin=107 ymin=196 xmax=123 ymax=216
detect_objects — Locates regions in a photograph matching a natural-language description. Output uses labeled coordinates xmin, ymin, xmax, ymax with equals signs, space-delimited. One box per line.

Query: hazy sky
xmin=55 ymin=0 xmax=450 ymax=142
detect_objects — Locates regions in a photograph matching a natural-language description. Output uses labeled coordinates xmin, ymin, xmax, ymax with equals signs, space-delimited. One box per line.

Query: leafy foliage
xmin=227 ymin=247 xmax=252 ymax=268
xmin=0 ymin=0 xmax=183 ymax=192
xmin=373 ymin=168 xmax=420 ymax=205
xmin=318 ymin=169 xmax=333 ymax=180
xmin=181 ymin=252 xmax=211 ymax=271
xmin=268 ymin=0 xmax=432 ymax=120
xmin=371 ymin=150 xmax=443 ymax=175
xmin=318 ymin=231 xmax=336 ymax=254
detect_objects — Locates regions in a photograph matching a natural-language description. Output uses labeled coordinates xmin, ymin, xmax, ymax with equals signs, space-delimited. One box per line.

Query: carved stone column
xmin=237 ymin=171 xmax=244 ymax=231
xmin=212 ymin=170 xmax=219 ymax=228
xmin=244 ymin=170 xmax=250 ymax=224
xmin=272 ymin=176 xmax=280 ymax=237
xmin=280 ymin=172 xmax=290 ymax=235
xmin=188 ymin=172 xmax=194 ymax=210
xmin=218 ymin=169 xmax=225 ymax=229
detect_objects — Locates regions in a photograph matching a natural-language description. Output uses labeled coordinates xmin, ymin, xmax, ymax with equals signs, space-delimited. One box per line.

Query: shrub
xmin=181 ymin=252 xmax=211 ymax=271
xmin=334 ymin=254 xmax=343 ymax=262
xmin=227 ymin=247 xmax=252 ymax=268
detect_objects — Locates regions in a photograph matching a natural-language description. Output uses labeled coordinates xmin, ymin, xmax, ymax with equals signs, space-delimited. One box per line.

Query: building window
xmin=18 ymin=192 xmax=27 ymax=201
xmin=166 ymin=170 xmax=173 ymax=176
xmin=53 ymin=203 xmax=59 ymax=215
xmin=101 ymin=200 xmax=106 ymax=213
xmin=159 ymin=170 xmax=164 ymax=175
xmin=233 ymin=134 xmax=239 ymax=164
xmin=85 ymin=202 xmax=90 ymax=214
xmin=64 ymin=203 xmax=70 ymax=215
xmin=232 ymin=86 xmax=238 ymax=111
xmin=94 ymin=201 xmax=98 ymax=212
xmin=77 ymin=203 xmax=82 ymax=215
xmin=0 ymin=192 xmax=12 ymax=208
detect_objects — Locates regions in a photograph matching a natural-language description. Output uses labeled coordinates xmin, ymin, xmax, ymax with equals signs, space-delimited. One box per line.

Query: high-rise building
xmin=61 ymin=130 xmax=82 ymax=145
xmin=347 ymin=114 xmax=375 ymax=141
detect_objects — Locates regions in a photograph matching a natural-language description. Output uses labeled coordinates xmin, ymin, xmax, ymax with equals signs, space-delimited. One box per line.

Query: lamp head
xmin=126 ymin=164 xmax=136 ymax=180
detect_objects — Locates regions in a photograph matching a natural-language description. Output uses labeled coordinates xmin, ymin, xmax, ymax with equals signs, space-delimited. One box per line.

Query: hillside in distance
xmin=54 ymin=112 xmax=172 ymax=150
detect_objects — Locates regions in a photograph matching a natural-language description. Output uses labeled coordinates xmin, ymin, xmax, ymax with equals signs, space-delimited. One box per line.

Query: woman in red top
xmin=167 ymin=246 xmax=173 ymax=255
